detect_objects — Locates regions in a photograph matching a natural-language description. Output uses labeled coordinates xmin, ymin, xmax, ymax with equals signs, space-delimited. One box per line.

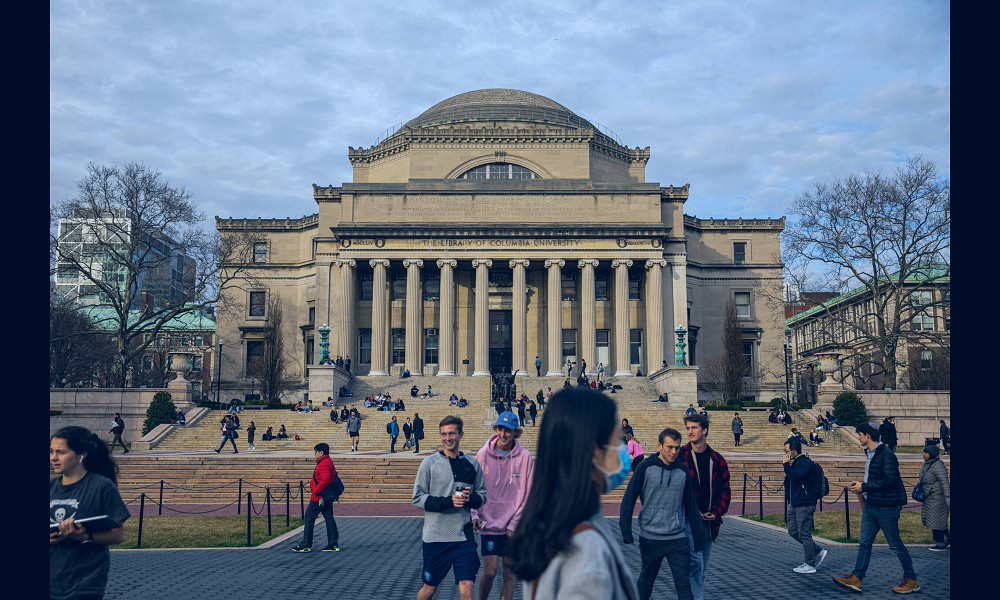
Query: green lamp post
xmin=674 ymin=325 xmax=687 ymax=366
xmin=318 ymin=323 xmax=330 ymax=364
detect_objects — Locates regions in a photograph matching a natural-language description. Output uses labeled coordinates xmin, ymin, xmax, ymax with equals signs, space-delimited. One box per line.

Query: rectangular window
xmin=561 ymin=273 xmax=577 ymax=301
xmin=742 ymin=340 xmax=754 ymax=372
xmin=391 ymin=328 xmax=405 ymax=365
xmin=181 ymin=335 xmax=191 ymax=347
xmin=308 ymin=307 xmax=315 ymax=325
xmin=392 ymin=273 xmax=407 ymax=300
xmin=156 ymin=336 xmax=166 ymax=347
xmin=595 ymin=273 xmax=610 ymax=301
xmin=734 ymin=242 xmax=747 ymax=264
xmin=920 ymin=350 xmax=932 ymax=370
xmin=629 ymin=329 xmax=643 ymax=365
xmin=249 ymin=291 xmax=266 ymax=316
xmin=596 ymin=329 xmax=610 ymax=367
xmin=628 ymin=272 xmax=641 ymax=300
xmin=913 ymin=314 xmax=934 ymax=331
xmin=735 ymin=292 xmax=751 ymax=318
xmin=359 ymin=273 xmax=373 ymax=301
xmin=246 ymin=341 xmax=264 ymax=371
xmin=424 ymin=273 xmax=440 ymax=301
xmin=191 ymin=355 xmax=203 ymax=371
xmin=943 ymin=291 xmax=950 ymax=331
xmin=359 ymin=328 xmax=372 ymax=364
xmin=253 ymin=242 xmax=267 ymax=263
xmin=424 ymin=328 xmax=439 ymax=364
xmin=305 ymin=336 xmax=314 ymax=366
xmin=561 ymin=329 xmax=577 ymax=365
xmin=194 ymin=335 xmax=203 ymax=347
xmin=142 ymin=355 xmax=152 ymax=370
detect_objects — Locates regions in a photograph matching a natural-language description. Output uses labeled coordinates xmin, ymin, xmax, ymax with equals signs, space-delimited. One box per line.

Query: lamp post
xmin=215 ymin=338 xmax=224 ymax=412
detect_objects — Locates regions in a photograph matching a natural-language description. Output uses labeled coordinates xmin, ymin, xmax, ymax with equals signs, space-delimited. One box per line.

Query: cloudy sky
xmin=50 ymin=0 xmax=950 ymax=228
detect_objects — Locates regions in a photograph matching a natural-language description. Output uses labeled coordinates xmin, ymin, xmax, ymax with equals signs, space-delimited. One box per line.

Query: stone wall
xmin=816 ymin=389 xmax=950 ymax=446
xmin=50 ymin=384 xmax=195 ymax=444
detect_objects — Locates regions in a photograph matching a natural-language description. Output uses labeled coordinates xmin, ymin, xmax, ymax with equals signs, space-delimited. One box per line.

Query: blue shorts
xmin=422 ymin=540 xmax=480 ymax=587
xmin=480 ymin=533 xmax=509 ymax=557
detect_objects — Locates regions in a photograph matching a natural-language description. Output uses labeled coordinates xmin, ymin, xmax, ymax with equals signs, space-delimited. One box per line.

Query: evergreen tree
xmin=143 ymin=391 xmax=177 ymax=435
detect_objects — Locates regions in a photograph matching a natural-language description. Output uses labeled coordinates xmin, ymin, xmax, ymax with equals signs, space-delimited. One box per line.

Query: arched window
xmin=458 ymin=162 xmax=539 ymax=180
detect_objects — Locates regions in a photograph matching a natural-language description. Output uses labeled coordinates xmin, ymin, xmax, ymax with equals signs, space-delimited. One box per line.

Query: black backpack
xmin=807 ymin=460 xmax=830 ymax=499
xmin=387 ymin=422 xmax=393 ymax=434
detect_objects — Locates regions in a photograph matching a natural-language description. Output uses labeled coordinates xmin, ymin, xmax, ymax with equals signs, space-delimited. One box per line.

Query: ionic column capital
xmin=509 ymin=259 xmax=531 ymax=269
xmin=335 ymin=258 xmax=356 ymax=268
xmin=578 ymin=259 xmax=600 ymax=269
xmin=544 ymin=259 xmax=565 ymax=269
xmin=369 ymin=258 xmax=390 ymax=269
xmin=645 ymin=258 xmax=668 ymax=269
xmin=403 ymin=259 xmax=424 ymax=268
xmin=436 ymin=258 xmax=457 ymax=269
xmin=612 ymin=258 xmax=633 ymax=269
xmin=472 ymin=258 xmax=493 ymax=269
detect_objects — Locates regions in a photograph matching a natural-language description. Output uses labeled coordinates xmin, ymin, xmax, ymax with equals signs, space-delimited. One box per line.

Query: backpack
xmin=807 ymin=460 xmax=830 ymax=500
xmin=387 ymin=422 xmax=393 ymax=434
xmin=318 ymin=467 xmax=346 ymax=502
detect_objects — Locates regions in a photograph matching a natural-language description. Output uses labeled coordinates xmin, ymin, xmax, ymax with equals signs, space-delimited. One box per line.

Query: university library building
xmin=216 ymin=89 xmax=786 ymax=402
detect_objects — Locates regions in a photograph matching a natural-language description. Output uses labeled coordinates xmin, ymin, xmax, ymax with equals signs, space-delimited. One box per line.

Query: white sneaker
xmin=793 ymin=564 xmax=817 ymax=574
xmin=815 ymin=548 xmax=828 ymax=568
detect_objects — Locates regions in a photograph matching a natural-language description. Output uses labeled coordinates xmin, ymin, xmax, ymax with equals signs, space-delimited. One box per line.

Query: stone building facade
xmin=215 ymin=89 xmax=785 ymax=402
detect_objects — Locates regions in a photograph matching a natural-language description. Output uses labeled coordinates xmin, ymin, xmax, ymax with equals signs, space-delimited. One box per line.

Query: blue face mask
xmin=596 ymin=443 xmax=631 ymax=492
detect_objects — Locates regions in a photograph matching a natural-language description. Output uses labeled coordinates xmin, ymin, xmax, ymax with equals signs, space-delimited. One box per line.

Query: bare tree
xmin=246 ymin=296 xmax=295 ymax=402
xmin=49 ymin=293 xmax=115 ymax=387
xmin=783 ymin=156 xmax=950 ymax=390
xmin=698 ymin=298 xmax=766 ymax=404
xmin=50 ymin=162 xmax=263 ymax=387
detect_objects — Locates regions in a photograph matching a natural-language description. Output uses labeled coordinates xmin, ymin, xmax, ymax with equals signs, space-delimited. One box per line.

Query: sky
xmin=50 ymin=0 xmax=950 ymax=230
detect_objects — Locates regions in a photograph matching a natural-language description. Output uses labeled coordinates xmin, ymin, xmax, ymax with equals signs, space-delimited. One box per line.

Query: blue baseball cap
xmin=495 ymin=411 xmax=519 ymax=430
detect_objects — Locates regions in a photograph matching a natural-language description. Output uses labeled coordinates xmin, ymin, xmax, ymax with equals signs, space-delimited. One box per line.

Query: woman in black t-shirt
xmin=50 ymin=426 xmax=130 ymax=600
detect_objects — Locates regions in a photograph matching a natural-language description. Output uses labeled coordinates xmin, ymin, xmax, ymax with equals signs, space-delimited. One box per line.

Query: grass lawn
xmin=742 ymin=510 xmax=947 ymax=545
xmin=118 ymin=515 xmax=305 ymax=549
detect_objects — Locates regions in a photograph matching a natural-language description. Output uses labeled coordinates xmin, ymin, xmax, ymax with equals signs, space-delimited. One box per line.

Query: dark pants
xmin=217 ymin=434 xmax=237 ymax=452
xmin=390 ymin=436 xmax=397 ymax=452
xmin=111 ymin=433 xmax=128 ymax=453
xmin=932 ymin=528 xmax=950 ymax=543
xmin=414 ymin=437 xmax=420 ymax=452
xmin=630 ymin=454 xmax=644 ymax=473
xmin=733 ymin=433 xmax=741 ymax=446
xmin=302 ymin=499 xmax=338 ymax=548
xmin=536 ymin=365 xmax=541 ymax=376
xmin=638 ymin=537 xmax=692 ymax=600
xmin=852 ymin=505 xmax=916 ymax=580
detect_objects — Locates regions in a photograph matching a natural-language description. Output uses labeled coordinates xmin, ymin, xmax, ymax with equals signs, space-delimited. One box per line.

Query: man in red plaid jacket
xmin=678 ymin=413 xmax=731 ymax=600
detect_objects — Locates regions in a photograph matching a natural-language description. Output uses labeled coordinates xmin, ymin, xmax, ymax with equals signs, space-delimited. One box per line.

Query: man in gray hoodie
xmin=413 ymin=415 xmax=487 ymax=600
xmin=620 ymin=428 xmax=706 ymax=600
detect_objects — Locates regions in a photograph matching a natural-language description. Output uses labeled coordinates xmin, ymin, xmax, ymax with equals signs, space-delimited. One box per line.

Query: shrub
xmin=832 ymin=391 xmax=869 ymax=427
xmin=142 ymin=391 xmax=177 ymax=436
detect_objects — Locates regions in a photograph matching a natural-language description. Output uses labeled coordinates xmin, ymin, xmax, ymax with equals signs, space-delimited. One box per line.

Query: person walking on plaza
xmin=389 ymin=415 xmax=400 ymax=453
xmin=527 ymin=401 xmax=538 ymax=427
xmin=620 ymin=427 xmax=706 ymax=600
xmin=731 ymin=413 xmax=743 ymax=447
xmin=508 ymin=387 xmax=640 ymax=600
xmin=879 ymin=417 xmax=898 ymax=453
xmin=413 ymin=413 xmax=425 ymax=453
xmin=535 ymin=355 xmax=542 ymax=377
xmin=833 ymin=423 xmax=918 ymax=594
xmin=939 ymin=420 xmax=950 ymax=455
xmin=471 ymin=411 xmax=534 ymax=600
xmin=536 ymin=388 xmax=545 ymax=410
xmin=782 ymin=438 xmax=827 ymax=574
xmin=50 ymin=426 xmax=131 ymax=600
xmin=246 ymin=421 xmax=256 ymax=450
xmin=109 ymin=412 xmax=129 ymax=454
xmin=412 ymin=416 xmax=487 ymax=600
xmin=918 ymin=444 xmax=950 ymax=551
xmin=292 ymin=443 xmax=340 ymax=552
xmin=347 ymin=409 xmax=361 ymax=452
xmin=678 ymin=413 xmax=730 ymax=600
xmin=215 ymin=415 xmax=238 ymax=453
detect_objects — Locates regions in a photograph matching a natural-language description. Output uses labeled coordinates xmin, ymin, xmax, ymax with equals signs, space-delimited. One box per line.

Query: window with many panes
xmin=734 ymin=292 xmax=751 ymax=318
xmin=595 ymin=273 xmax=609 ymax=300
xmin=192 ymin=355 xmax=203 ymax=371
xmin=458 ymin=162 xmax=539 ymax=179
xmin=424 ymin=328 xmax=439 ymax=364
xmin=742 ymin=340 xmax=754 ymax=371
xmin=628 ymin=272 xmax=641 ymax=300
xmin=562 ymin=329 xmax=577 ymax=365
xmin=911 ymin=291 xmax=933 ymax=331
xmin=249 ymin=291 xmax=266 ymax=316
xmin=246 ymin=341 xmax=264 ymax=371
xmin=253 ymin=242 xmax=267 ymax=263
xmin=194 ymin=335 xmax=203 ymax=347
xmin=561 ymin=272 xmax=577 ymax=301
xmin=629 ymin=329 xmax=643 ymax=365
xmin=733 ymin=242 xmax=747 ymax=264
xmin=391 ymin=328 xmax=405 ymax=364
xmin=943 ymin=291 xmax=950 ymax=331
xmin=359 ymin=328 xmax=372 ymax=364
xmin=392 ymin=273 xmax=407 ymax=300
xmin=359 ymin=273 xmax=373 ymax=301
xmin=920 ymin=350 xmax=932 ymax=370
xmin=424 ymin=273 xmax=440 ymax=301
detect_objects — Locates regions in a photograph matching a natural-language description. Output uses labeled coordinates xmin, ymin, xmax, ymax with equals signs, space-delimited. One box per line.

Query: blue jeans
xmin=217 ymin=434 xmax=237 ymax=452
xmin=852 ymin=504 xmax=916 ymax=580
xmin=684 ymin=520 xmax=713 ymax=600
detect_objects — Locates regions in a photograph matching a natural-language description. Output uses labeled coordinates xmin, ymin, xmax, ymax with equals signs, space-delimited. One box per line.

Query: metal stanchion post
xmin=844 ymin=487 xmax=851 ymax=541
xmin=159 ymin=480 xmax=164 ymax=516
xmin=238 ymin=478 xmax=243 ymax=515
xmin=137 ymin=493 xmax=146 ymax=549
xmin=246 ymin=492 xmax=253 ymax=547
xmin=286 ymin=483 xmax=291 ymax=527
xmin=758 ymin=476 xmax=763 ymax=521
xmin=742 ymin=473 xmax=747 ymax=516
xmin=266 ymin=487 xmax=272 ymax=536
xmin=300 ymin=481 xmax=305 ymax=518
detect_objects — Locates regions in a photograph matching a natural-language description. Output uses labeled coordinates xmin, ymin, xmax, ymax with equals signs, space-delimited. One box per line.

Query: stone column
xmin=335 ymin=259 xmax=357 ymax=361
xmin=645 ymin=259 xmax=667 ymax=373
xmin=472 ymin=259 xmax=492 ymax=376
xmin=436 ymin=259 xmax=457 ymax=376
xmin=509 ymin=259 xmax=530 ymax=376
xmin=667 ymin=254 xmax=689 ymax=364
xmin=613 ymin=258 xmax=634 ymax=377
xmin=545 ymin=259 xmax=565 ymax=376
xmin=403 ymin=259 xmax=423 ymax=376
xmin=368 ymin=259 xmax=390 ymax=376
xmin=578 ymin=259 xmax=599 ymax=376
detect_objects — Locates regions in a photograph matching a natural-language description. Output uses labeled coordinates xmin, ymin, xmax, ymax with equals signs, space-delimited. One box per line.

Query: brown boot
xmin=891 ymin=578 xmax=920 ymax=594
xmin=832 ymin=574 xmax=863 ymax=593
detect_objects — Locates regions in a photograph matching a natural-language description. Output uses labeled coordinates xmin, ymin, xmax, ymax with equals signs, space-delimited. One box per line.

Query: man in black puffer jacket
xmin=833 ymin=423 xmax=917 ymax=594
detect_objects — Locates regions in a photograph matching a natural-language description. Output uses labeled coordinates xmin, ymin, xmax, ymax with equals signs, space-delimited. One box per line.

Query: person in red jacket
xmin=292 ymin=443 xmax=340 ymax=552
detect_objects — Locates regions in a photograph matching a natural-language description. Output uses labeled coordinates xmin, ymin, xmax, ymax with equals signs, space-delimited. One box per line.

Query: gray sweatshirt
xmin=346 ymin=415 xmax=361 ymax=434
xmin=412 ymin=451 xmax=486 ymax=543
xmin=619 ymin=454 xmax=707 ymax=549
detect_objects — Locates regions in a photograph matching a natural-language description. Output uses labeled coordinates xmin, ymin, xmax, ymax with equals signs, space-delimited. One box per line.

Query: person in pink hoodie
xmin=472 ymin=411 xmax=535 ymax=600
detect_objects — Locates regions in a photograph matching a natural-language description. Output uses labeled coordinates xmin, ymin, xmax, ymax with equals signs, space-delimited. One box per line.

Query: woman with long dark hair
xmin=50 ymin=426 xmax=130 ymax=600
xmin=508 ymin=388 xmax=639 ymax=599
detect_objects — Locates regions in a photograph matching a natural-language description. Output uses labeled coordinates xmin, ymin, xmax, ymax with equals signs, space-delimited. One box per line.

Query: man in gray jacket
xmin=620 ymin=428 xmax=706 ymax=600
xmin=412 ymin=415 xmax=487 ymax=600
xmin=346 ymin=409 xmax=362 ymax=452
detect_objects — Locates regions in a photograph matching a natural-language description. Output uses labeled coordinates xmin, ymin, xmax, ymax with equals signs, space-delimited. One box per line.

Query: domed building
xmin=216 ymin=89 xmax=785 ymax=403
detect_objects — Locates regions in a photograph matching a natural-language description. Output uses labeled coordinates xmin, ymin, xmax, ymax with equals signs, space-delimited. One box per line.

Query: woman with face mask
xmin=508 ymin=387 xmax=639 ymax=600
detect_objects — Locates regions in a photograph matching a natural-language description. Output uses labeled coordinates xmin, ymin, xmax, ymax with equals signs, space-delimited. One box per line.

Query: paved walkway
xmin=105 ymin=515 xmax=949 ymax=599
